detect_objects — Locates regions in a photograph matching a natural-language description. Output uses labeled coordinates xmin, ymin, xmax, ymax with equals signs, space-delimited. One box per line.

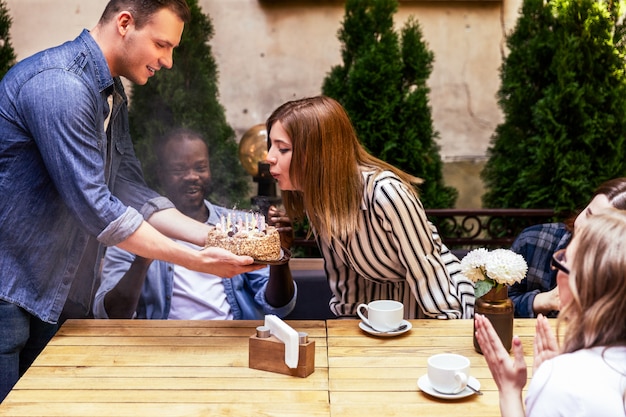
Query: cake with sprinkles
xmin=205 ymin=212 xmax=281 ymax=261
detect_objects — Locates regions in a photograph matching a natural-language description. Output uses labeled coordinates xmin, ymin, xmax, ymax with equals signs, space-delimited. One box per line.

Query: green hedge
xmin=482 ymin=0 xmax=626 ymax=213
xmin=322 ymin=0 xmax=457 ymax=209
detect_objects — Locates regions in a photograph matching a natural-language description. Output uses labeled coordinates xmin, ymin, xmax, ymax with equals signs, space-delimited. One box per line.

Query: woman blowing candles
xmin=475 ymin=208 xmax=626 ymax=417
xmin=265 ymin=96 xmax=474 ymax=319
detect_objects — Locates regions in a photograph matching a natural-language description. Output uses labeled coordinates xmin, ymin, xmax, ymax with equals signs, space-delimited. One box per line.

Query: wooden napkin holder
xmin=248 ymin=327 xmax=315 ymax=378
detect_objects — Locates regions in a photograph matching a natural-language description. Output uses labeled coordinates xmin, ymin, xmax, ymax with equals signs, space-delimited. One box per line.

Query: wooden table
xmin=0 ymin=319 xmax=544 ymax=417
xmin=326 ymin=319 xmax=541 ymax=417
xmin=0 ymin=320 xmax=330 ymax=417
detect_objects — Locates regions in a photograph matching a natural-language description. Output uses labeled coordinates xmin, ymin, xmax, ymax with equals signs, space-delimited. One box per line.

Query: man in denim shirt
xmin=0 ymin=0 xmax=261 ymax=402
xmin=93 ymin=129 xmax=296 ymax=320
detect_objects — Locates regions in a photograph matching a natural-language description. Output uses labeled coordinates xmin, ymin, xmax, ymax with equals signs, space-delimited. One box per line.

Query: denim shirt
xmin=93 ymin=201 xmax=297 ymax=320
xmin=0 ymin=30 xmax=173 ymax=323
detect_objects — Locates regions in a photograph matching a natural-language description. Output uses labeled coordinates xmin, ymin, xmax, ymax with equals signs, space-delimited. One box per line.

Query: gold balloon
xmin=238 ymin=124 xmax=268 ymax=176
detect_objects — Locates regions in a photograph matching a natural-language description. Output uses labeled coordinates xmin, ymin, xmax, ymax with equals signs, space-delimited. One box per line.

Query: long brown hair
xmin=559 ymin=208 xmax=626 ymax=353
xmin=266 ymin=96 xmax=421 ymax=242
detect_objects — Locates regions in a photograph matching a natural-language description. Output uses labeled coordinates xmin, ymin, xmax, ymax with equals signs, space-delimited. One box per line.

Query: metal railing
xmin=292 ymin=208 xmax=560 ymax=256
xmin=425 ymin=208 xmax=558 ymax=249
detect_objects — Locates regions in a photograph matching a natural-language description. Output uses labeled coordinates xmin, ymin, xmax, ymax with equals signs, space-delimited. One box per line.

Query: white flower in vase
xmin=461 ymin=248 xmax=528 ymax=298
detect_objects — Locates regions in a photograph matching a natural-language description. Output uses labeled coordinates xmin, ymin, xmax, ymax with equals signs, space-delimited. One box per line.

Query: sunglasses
xmin=551 ymin=248 xmax=570 ymax=275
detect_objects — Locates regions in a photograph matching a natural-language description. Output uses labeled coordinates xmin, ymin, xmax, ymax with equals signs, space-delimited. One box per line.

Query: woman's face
xmin=574 ymin=194 xmax=611 ymax=231
xmin=267 ymin=121 xmax=297 ymax=191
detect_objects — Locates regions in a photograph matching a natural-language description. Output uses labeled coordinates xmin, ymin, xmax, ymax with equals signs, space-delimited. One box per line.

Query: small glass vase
xmin=473 ymin=285 xmax=514 ymax=353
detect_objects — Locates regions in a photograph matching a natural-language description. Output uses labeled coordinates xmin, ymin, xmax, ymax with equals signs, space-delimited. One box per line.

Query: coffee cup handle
xmin=356 ymin=303 xmax=369 ymax=325
xmin=455 ymin=372 xmax=468 ymax=392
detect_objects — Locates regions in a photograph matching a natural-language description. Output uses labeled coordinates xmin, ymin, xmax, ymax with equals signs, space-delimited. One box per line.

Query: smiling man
xmin=93 ymin=128 xmax=296 ymax=321
xmin=0 ymin=0 xmax=261 ymax=402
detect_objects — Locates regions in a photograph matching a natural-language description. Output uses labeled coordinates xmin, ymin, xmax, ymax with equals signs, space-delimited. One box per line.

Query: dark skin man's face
xmin=158 ymin=138 xmax=211 ymax=218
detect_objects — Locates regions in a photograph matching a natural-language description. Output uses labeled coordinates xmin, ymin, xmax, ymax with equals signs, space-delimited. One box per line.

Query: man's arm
xmin=265 ymin=205 xmax=296 ymax=307
xmin=144 ymin=207 xmax=212 ymax=247
xmin=117 ymin=220 xmax=263 ymax=278
xmin=103 ymin=255 xmax=153 ymax=318
xmin=265 ymin=263 xmax=295 ymax=307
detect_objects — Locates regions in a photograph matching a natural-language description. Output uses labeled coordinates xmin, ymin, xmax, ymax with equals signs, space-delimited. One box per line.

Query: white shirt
xmin=167 ymin=239 xmax=233 ymax=320
xmin=526 ymin=346 xmax=626 ymax=417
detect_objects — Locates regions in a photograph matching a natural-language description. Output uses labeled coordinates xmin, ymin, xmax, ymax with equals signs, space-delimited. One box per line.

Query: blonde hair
xmin=266 ymin=96 xmax=421 ymax=242
xmin=558 ymin=208 xmax=626 ymax=353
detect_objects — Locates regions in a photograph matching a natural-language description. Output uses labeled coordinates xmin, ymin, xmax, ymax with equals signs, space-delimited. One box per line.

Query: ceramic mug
xmin=356 ymin=300 xmax=404 ymax=332
xmin=427 ymin=353 xmax=470 ymax=394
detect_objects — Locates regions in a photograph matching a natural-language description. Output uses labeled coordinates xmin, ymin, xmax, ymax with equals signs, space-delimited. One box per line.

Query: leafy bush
xmin=322 ymin=0 xmax=457 ymax=208
xmin=0 ymin=0 xmax=16 ymax=79
xmin=482 ymin=0 xmax=626 ymax=213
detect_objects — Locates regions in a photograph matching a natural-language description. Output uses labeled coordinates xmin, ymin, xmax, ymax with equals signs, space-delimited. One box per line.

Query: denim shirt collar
xmin=78 ymin=29 xmax=114 ymax=94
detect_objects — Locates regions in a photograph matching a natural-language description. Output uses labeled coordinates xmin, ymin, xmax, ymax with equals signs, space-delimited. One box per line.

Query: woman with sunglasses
xmin=509 ymin=177 xmax=626 ymax=318
xmin=476 ymin=208 xmax=626 ymax=417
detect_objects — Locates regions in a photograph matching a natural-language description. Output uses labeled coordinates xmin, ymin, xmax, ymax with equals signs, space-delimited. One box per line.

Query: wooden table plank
xmin=5 ymin=389 xmax=330 ymax=404
xmin=53 ymin=319 xmax=327 ymax=338
xmin=31 ymin=345 xmax=329 ymax=368
xmin=330 ymin=399 xmax=502 ymax=417
xmin=14 ymin=374 xmax=330 ymax=391
xmin=0 ymin=402 xmax=330 ymax=417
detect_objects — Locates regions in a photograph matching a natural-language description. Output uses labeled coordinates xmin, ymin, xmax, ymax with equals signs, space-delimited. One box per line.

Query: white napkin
xmin=264 ymin=315 xmax=299 ymax=368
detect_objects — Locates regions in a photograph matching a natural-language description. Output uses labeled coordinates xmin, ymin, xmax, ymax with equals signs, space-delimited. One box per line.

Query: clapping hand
xmin=533 ymin=314 xmax=559 ymax=371
xmin=475 ymin=314 xmax=528 ymax=417
xmin=267 ymin=205 xmax=293 ymax=249
xmin=475 ymin=314 xmax=528 ymax=393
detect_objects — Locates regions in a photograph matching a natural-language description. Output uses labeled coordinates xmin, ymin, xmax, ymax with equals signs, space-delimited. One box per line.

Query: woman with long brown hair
xmin=266 ymin=96 xmax=474 ymax=320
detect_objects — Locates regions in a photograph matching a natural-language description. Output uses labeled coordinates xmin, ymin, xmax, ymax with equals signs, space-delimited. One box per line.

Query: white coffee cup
xmin=427 ymin=353 xmax=470 ymax=394
xmin=356 ymin=300 xmax=404 ymax=332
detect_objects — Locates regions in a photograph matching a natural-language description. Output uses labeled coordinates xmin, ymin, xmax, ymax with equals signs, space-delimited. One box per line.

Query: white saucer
xmin=417 ymin=374 xmax=480 ymax=399
xmin=358 ymin=320 xmax=412 ymax=337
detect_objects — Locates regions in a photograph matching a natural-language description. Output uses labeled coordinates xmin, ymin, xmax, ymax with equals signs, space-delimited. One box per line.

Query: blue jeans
xmin=0 ymin=301 xmax=59 ymax=403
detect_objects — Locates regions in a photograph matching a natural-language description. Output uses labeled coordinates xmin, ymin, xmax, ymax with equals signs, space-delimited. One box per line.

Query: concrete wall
xmin=3 ymin=0 xmax=524 ymax=207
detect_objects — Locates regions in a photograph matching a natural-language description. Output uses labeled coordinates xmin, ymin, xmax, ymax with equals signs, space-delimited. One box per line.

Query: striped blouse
xmin=317 ymin=170 xmax=475 ymax=319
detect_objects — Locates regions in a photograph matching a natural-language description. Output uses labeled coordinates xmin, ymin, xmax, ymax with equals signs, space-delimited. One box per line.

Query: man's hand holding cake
xmin=205 ymin=211 xmax=284 ymax=263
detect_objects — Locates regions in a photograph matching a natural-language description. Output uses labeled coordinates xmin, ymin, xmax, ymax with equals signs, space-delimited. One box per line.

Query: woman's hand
xmin=475 ymin=314 xmax=527 ymax=417
xmin=533 ymin=314 xmax=559 ymax=371
xmin=267 ymin=205 xmax=293 ymax=249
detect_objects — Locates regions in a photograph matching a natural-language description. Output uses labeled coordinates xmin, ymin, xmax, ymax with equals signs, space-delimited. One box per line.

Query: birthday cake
xmin=205 ymin=212 xmax=282 ymax=261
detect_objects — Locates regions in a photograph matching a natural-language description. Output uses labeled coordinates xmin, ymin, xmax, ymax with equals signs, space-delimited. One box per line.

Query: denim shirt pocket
xmin=114 ymin=135 xmax=134 ymax=155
